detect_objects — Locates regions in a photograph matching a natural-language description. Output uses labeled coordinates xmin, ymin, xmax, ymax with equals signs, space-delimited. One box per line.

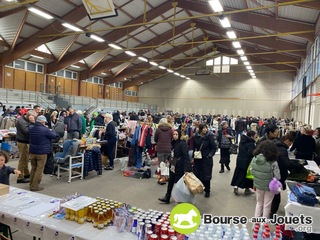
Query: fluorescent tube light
xmin=219 ymin=16 xmax=231 ymax=28
xmin=62 ymin=23 xmax=82 ymax=32
xmin=101 ymin=72 xmax=107 ymax=75
xmin=158 ymin=66 xmax=166 ymax=70
xmin=237 ymin=49 xmax=245 ymax=55
xmin=30 ymin=54 xmax=44 ymax=59
xmin=248 ymin=70 xmax=254 ymax=73
xmin=174 ymin=72 xmax=180 ymax=76
xmin=71 ymin=65 xmax=80 ymax=68
xmin=186 ymin=77 xmax=191 ymax=80
xmin=90 ymin=34 xmax=105 ymax=42
xmin=28 ymin=7 xmax=53 ymax=20
xmin=125 ymin=51 xmax=136 ymax=57
xmin=180 ymin=75 xmax=186 ymax=78
xmin=149 ymin=61 xmax=158 ymax=66
xmin=246 ymin=66 xmax=252 ymax=70
xmin=226 ymin=31 xmax=237 ymax=39
xmin=232 ymin=41 xmax=241 ymax=49
xmin=244 ymin=61 xmax=250 ymax=66
xmin=209 ymin=0 xmax=224 ymax=12
xmin=138 ymin=57 xmax=148 ymax=62
xmin=241 ymin=56 xmax=248 ymax=61
xmin=167 ymin=69 xmax=174 ymax=73
xmin=108 ymin=44 xmax=122 ymax=50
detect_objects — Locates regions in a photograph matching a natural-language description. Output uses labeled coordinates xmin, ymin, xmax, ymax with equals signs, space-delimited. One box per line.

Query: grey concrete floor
xmin=5 ymin=153 xmax=288 ymax=239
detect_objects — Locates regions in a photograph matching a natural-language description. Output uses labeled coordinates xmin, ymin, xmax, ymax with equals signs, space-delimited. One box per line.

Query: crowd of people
xmin=1 ymin=106 xmax=320 ymax=223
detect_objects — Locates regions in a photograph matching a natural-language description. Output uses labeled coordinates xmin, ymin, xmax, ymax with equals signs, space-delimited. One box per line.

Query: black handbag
xmin=229 ymin=143 xmax=238 ymax=154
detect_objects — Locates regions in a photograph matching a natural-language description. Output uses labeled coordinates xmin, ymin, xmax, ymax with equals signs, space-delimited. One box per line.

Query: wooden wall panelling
xmin=64 ymin=79 xmax=72 ymax=95
xmin=13 ymin=69 xmax=26 ymax=90
xmin=56 ymin=77 xmax=65 ymax=94
xmin=71 ymin=80 xmax=78 ymax=96
xmin=47 ymin=75 xmax=56 ymax=94
xmin=80 ymin=81 xmax=86 ymax=96
xmin=36 ymin=73 xmax=44 ymax=92
xmin=25 ymin=72 xmax=36 ymax=91
xmin=98 ymin=85 xmax=103 ymax=99
xmin=4 ymin=67 xmax=14 ymax=89
xmin=92 ymin=84 xmax=98 ymax=98
xmin=87 ymin=82 xmax=93 ymax=98
xmin=105 ymin=86 xmax=110 ymax=99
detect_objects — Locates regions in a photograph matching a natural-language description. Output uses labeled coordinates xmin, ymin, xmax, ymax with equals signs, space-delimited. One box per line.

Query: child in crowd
xmin=0 ymin=150 xmax=21 ymax=185
xmin=251 ymin=140 xmax=281 ymax=218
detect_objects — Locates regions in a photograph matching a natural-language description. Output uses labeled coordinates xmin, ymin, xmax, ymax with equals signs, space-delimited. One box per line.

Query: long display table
xmin=0 ymin=187 xmax=136 ymax=240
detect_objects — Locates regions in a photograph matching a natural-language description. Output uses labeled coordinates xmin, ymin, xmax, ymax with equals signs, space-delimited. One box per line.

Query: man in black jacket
xmin=101 ymin=114 xmax=117 ymax=170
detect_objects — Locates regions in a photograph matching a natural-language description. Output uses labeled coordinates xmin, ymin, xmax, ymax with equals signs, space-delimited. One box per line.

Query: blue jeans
xmin=235 ymin=131 xmax=243 ymax=143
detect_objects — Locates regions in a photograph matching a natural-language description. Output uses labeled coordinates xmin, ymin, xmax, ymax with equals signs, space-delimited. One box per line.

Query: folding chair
xmin=54 ymin=140 xmax=84 ymax=183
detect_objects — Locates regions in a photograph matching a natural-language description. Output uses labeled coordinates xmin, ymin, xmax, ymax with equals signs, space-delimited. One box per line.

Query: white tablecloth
xmin=0 ymin=187 xmax=137 ymax=240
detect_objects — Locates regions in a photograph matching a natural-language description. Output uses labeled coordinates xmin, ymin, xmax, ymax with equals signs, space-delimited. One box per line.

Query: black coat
xmin=273 ymin=138 xmax=290 ymax=190
xmin=171 ymin=139 xmax=192 ymax=183
xmin=290 ymin=134 xmax=316 ymax=160
xmin=236 ymin=135 xmax=256 ymax=170
xmin=193 ymin=132 xmax=217 ymax=182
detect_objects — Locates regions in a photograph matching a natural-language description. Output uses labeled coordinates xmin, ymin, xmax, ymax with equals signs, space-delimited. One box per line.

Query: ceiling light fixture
xmin=89 ymin=34 xmax=105 ymax=42
xmin=125 ymin=51 xmax=136 ymax=57
xmin=158 ymin=66 xmax=166 ymax=70
xmin=30 ymin=54 xmax=44 ymax=59
xmin=28 ymin=7 xmax=54 ymax=20
xmin=180 ymin=75 xmax=186 ymax=78
xmin=149 ymin=61 xmax=158 ymax=66
xmin=244 ymin=61 xmax=250 ymax=66
xmin=62 ymin=23 xmax=82 ymax=32
xmin=71 ymin=65 xmax=80 ymax=68
xmin=174 ymin=72 xmax=180 ymax=76
xmin=167 ymin=69 xmax=174 ymax=73
xmin=101 ymin=72 xmax=107 ymax=75
xmin=108 ymin=43 xmax=122 ymax=50
xmin=237 ymin=49 xmax=245 ymax=55
xmin=232 ymin=41 xmax=241 ymax=49
xmin=219 ymin=15 xmax=231 ymax=28
xmin=208 ymin=0 xmax=224 ymax=12
xmin=241 ymin=56 xmax=248 ymax=61
xmin=138 ymin=56 xmax=148 ymax=62
xmin=226 ymin=31 xmax=237 ymax=39
xmin=248 ymin=69 xmax=254 ymax=73
xmin=186 ymin=77 xmax=191 ymax=80
xmin=246 ymin=66 xmax=252 ymax=70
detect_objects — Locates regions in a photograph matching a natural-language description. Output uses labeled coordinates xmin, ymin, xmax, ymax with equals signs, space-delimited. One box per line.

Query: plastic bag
xmin=172 ymin=177 xmax=195 ymax=204
xmin=246 ymin=162 xmax=253 ymax=180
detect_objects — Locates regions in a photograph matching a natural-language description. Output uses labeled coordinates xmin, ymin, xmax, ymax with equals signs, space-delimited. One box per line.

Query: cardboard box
xmin=0 ymin=183 xmax=9 ymax=196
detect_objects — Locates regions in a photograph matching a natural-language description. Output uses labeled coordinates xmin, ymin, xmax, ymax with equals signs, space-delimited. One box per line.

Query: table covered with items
xmin=284 ymin=160 xmax=320 ymax=234
xmin=0 ymin=186 xmax=138 ymax=240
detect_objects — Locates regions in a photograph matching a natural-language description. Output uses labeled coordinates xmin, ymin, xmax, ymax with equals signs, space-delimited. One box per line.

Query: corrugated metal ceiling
xmin=0 ymin=0 xmax=318 ymax=85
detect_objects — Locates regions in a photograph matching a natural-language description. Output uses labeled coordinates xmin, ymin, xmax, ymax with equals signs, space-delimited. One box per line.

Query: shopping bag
xmin=229 ymin=143 xmax=238 ymax=154
xmin=183 ymin=172 xmax=205 ymax=194
xmin=172 ymin=177 xmax=195 ymax=203
xmin=246 ymin=163 xmax=254 ymax=180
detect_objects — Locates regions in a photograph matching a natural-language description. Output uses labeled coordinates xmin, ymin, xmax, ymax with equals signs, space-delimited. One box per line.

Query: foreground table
xmin=284 ymin=181 xmax=320 ymax=234
xmin=0 ymin=187 xmax=136 ymax=240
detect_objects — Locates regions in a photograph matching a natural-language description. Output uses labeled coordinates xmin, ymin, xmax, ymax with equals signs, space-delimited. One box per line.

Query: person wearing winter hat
xmin=217 ymin=121 xmax=234 ymax=173
xmin=28 ymin=114 xmax=56 ymax=191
